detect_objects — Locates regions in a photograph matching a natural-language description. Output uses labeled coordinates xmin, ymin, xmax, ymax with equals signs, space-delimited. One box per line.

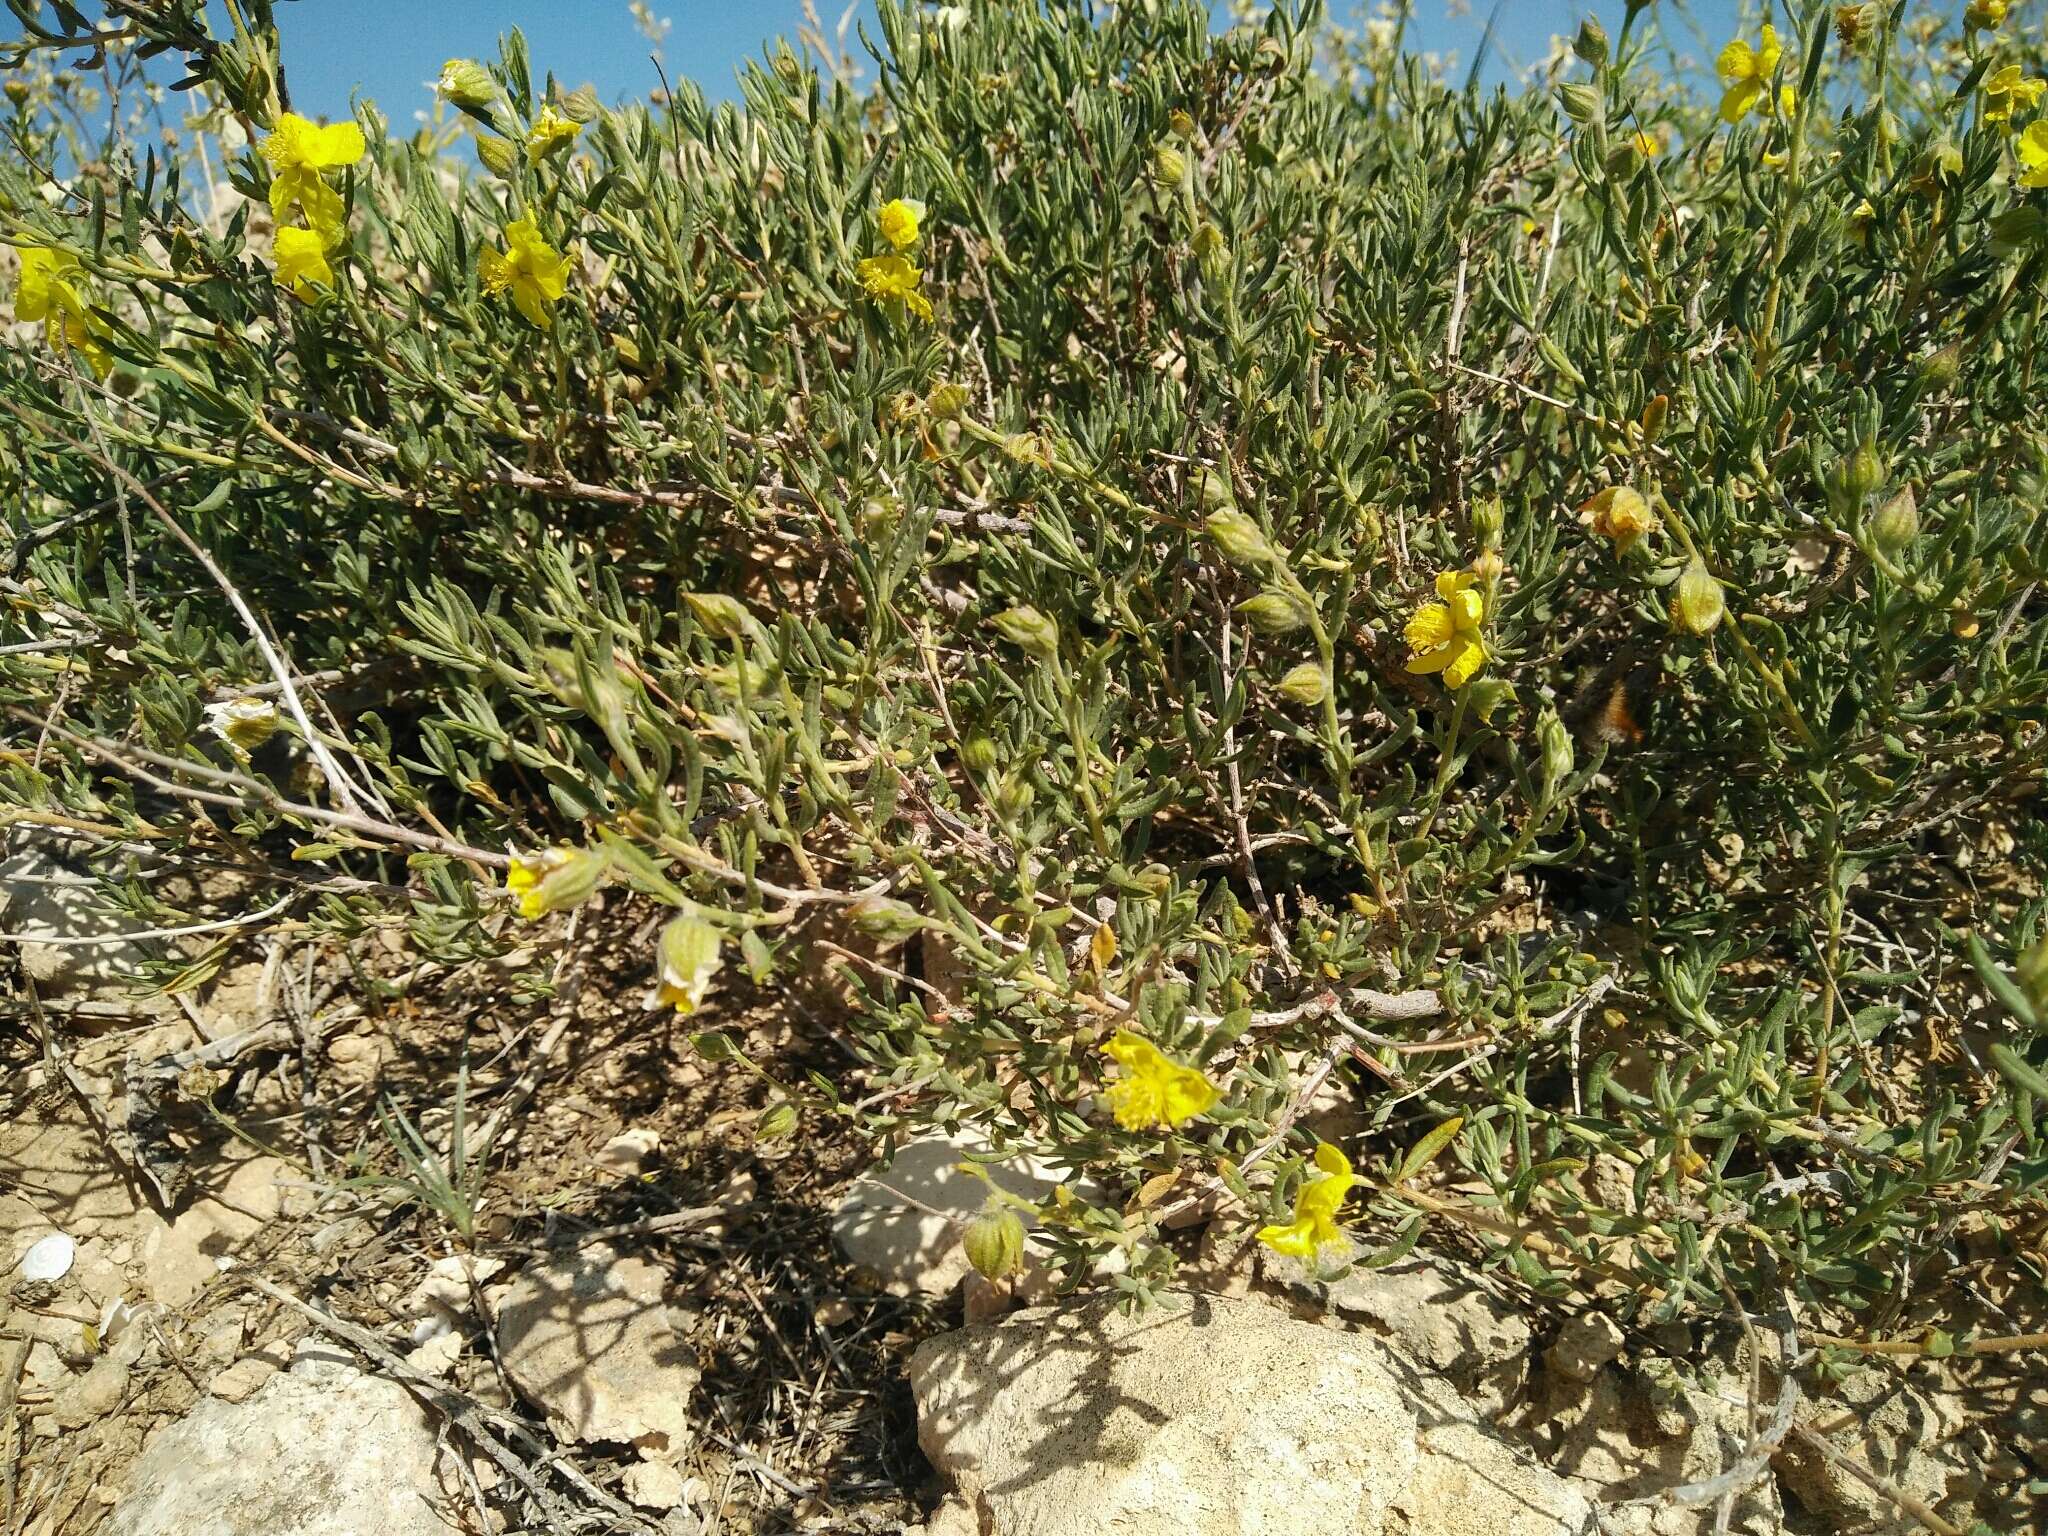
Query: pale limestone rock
xmin=101 ymin=1362 xmax=447 ymax=1536
xmin=137 ymin=1156 xmax=299 ymax=1308
xmin=911 ymin=1291 xmax=1593 ymax=1536
xmin=833 ymin=1130 xmax=1089 ymax=1297
xmin=1311 ymin=1254 xmax=1532 ymax=1414
xmin=1774 ymin=1372 xmax=1971 ymax=1532
xmin=1512 ymin=1357 xmax=1783 ymax=1535
xmin=0 ymin=841 xmax=156 ymax=1003
xmin=620 ymin=1459 xmax=687 ymax=1510
xmin=494 ymin=1247 xmax=698 ymax=1454
xmin=207 ymin=1348 xmax=287 ymax=1404
xmin=596 ymin=1127 xmax=662 ymax=1176
xmin=1549 ymin=1308 xmax=1628 ymax=1382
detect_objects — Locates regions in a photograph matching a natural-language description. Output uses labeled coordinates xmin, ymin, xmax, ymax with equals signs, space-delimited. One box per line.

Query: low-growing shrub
xmin=4 ymin=0 xmax=2045 ymax=1329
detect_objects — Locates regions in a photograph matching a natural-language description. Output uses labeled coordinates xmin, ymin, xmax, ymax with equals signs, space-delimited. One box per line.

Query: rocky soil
xmin=3 ymin=839 xmax=2039 ymax=1536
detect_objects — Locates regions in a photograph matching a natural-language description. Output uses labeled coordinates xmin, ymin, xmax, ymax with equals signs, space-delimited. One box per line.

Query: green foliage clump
xmin=3 ymin=0 xmax=2046 ymax=1326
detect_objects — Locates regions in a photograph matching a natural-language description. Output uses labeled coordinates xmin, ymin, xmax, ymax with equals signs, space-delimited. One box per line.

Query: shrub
xmin=3 ymin=0 xmax=2045 ymax=1327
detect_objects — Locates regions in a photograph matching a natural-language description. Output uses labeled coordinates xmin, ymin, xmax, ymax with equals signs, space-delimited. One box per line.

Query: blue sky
xmin=249 ymin=1 xmax=1747 ymax=123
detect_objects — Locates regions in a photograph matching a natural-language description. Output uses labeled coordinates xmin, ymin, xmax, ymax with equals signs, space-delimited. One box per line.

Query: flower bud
xmin=557 ymin=83 xmax=602 ymax=124
xmin=1205 ymin=508 xmax=1277 ymax=570
xmin=2018 ymin=931 xmax=2048 ymax=1017
xmin=926 ymin=380 xmax=971 ymax=420
xmin=1237 ymin=589 xmax=1310 ymax=635
xmin=847 ymin=893 xmax=929 ymax=942
xmin=1869 ymin=485 xmax=1919 ymax=555
xmin=1989 ymin=207 xmax=2046 ymax=257
xmin=1001 ymin=431 xmax=1047 ymax=465
xmin=474 ymin=133 xmax=519 ymax=177
xmin=993 ymin=605 xmax=1060 ymax=660
xmin=1470 ymin=496 xmax=1505 ymax=553
xmin=1537 ymin=709 xmax=1575 ymax=795
xmin=962 ymin=1202 xmax=1027 ymax=1280
xmin=1917 ymin=343 xmax=1962 ymax=391
xmin=1276 ymin=662 xmax=1329 ymax=706
xmin=436 ymin=59 xmax=497 ymax=109
xmin=1573 ymin=17 xmax=1610 ymax=68
xmin=1604 ymin=140 xmax=1645 ymax=180
xmin=1557 ymin=82 xmax=1603 ymax=126
xmin=755 ymin=1102 xmax=799 ymax=1141
xmin=961 ymin=736 xmax=998 ymax=776
xmin=1844 ymin=440 xmax=1885 ymax=504
xmin=1191 ymin=465 xmax=1235 ymax=511
xmin=994 ymin=772 xmax=1036 ymax=820
xmin=685 ymin=592 xmax=757 ymax=640
xmin=1169 ymin=108 xmax=1197 ymax=141
xmin=1639 ymin=394 xmax=1669 ymax=441
xmin=1672 ymin=557 xmax=1726 ymax=637
xmin=1468 ymin=549 xmax=1505 ymax=585
xmin=1149 ymin=141 xmax=1187 ymax=191
xmin=4 ymin=79 xmax=31 ymax=105
xmin=1965 ymin=0 xmax=2008 ymax=31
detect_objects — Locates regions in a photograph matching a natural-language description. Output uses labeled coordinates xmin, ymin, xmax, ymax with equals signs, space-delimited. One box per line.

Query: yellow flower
xmin=504 ymin=844 xmax=608 ymax=918
xmin=1967 ymin=0 xmax=2009 ymax=31
xmin=504 ymin=848 xmax=568 ymax=919
xmin=877 ymin=197 xmax=926 ymax=250
xmin=1581 ymin=486 xmax=1657 ymax=556
xmin=1100 ymin=1031 xmax=1218 ymax=1131
xmin=12 ymin=244 xmax=110 ymax=375
xmin=525 ymin=103 xmax=581 ymax=164
xmin=856 ymin=252 xmax=934 ymax=322
xmin=260 ymin=111 xmax=365 ymax=246
xmin=1715 ymin=24 xmax=1781 ymax=124
xmin=1984 ymin=64 xmax=2046 ymax=128
xmin=480 ymin=217 xmax=572 ymax=328
xmin=1257 ymin=1143 xmax=1357 ymax=1258
xmin=272 ymin=225 xmax=334 ymax=300
xmin=1404 ymin=569 xmax=1488 ymax=689
xmin=2020 ymin=121 xmax=2048 ymax=188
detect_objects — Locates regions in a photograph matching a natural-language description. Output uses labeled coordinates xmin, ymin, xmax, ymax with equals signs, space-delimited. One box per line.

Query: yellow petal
xmin=1442 ymin=636 xmax=1487 ymax=690
xmin=1107 ymin=1076 xmax=1165 ymax=1130
xmin=1405 ymin=602 xmax=1454 ymax=651
xmin=1161 ymin=1065 xmax=1219 ymax=1127
xmin=1406 ymin=643 xmax=1456 ymax=676
xmin=310 ymin=120 xmax=366 ymax=167
xmin=1313 ymin=1142 xmax=1352 ymax=1178
xmin=1719 ymin=80 xmax=1762 ymax=124
xmin=1257 ymin=1218 xmax=1318 ymax=1258
xmin=1757 ymin=25 xmax=1781 ymax=73
xmin=511 ymin=277 xmax=554 ymax=329
xmin=1102 ymin=1030 xmax=1153 ymax=1070
xmin=878 ymin=197 xmax=924 ymax=250
xmin=1715 ymin=38 xmax=1755 ymax=85
xmin=260 ymin=113 xmax=315 ymax=167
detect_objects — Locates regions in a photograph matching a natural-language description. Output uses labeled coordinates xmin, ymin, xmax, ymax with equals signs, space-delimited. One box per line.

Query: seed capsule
xmin=1672 ymin=558 xmax=1726 ymax=637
